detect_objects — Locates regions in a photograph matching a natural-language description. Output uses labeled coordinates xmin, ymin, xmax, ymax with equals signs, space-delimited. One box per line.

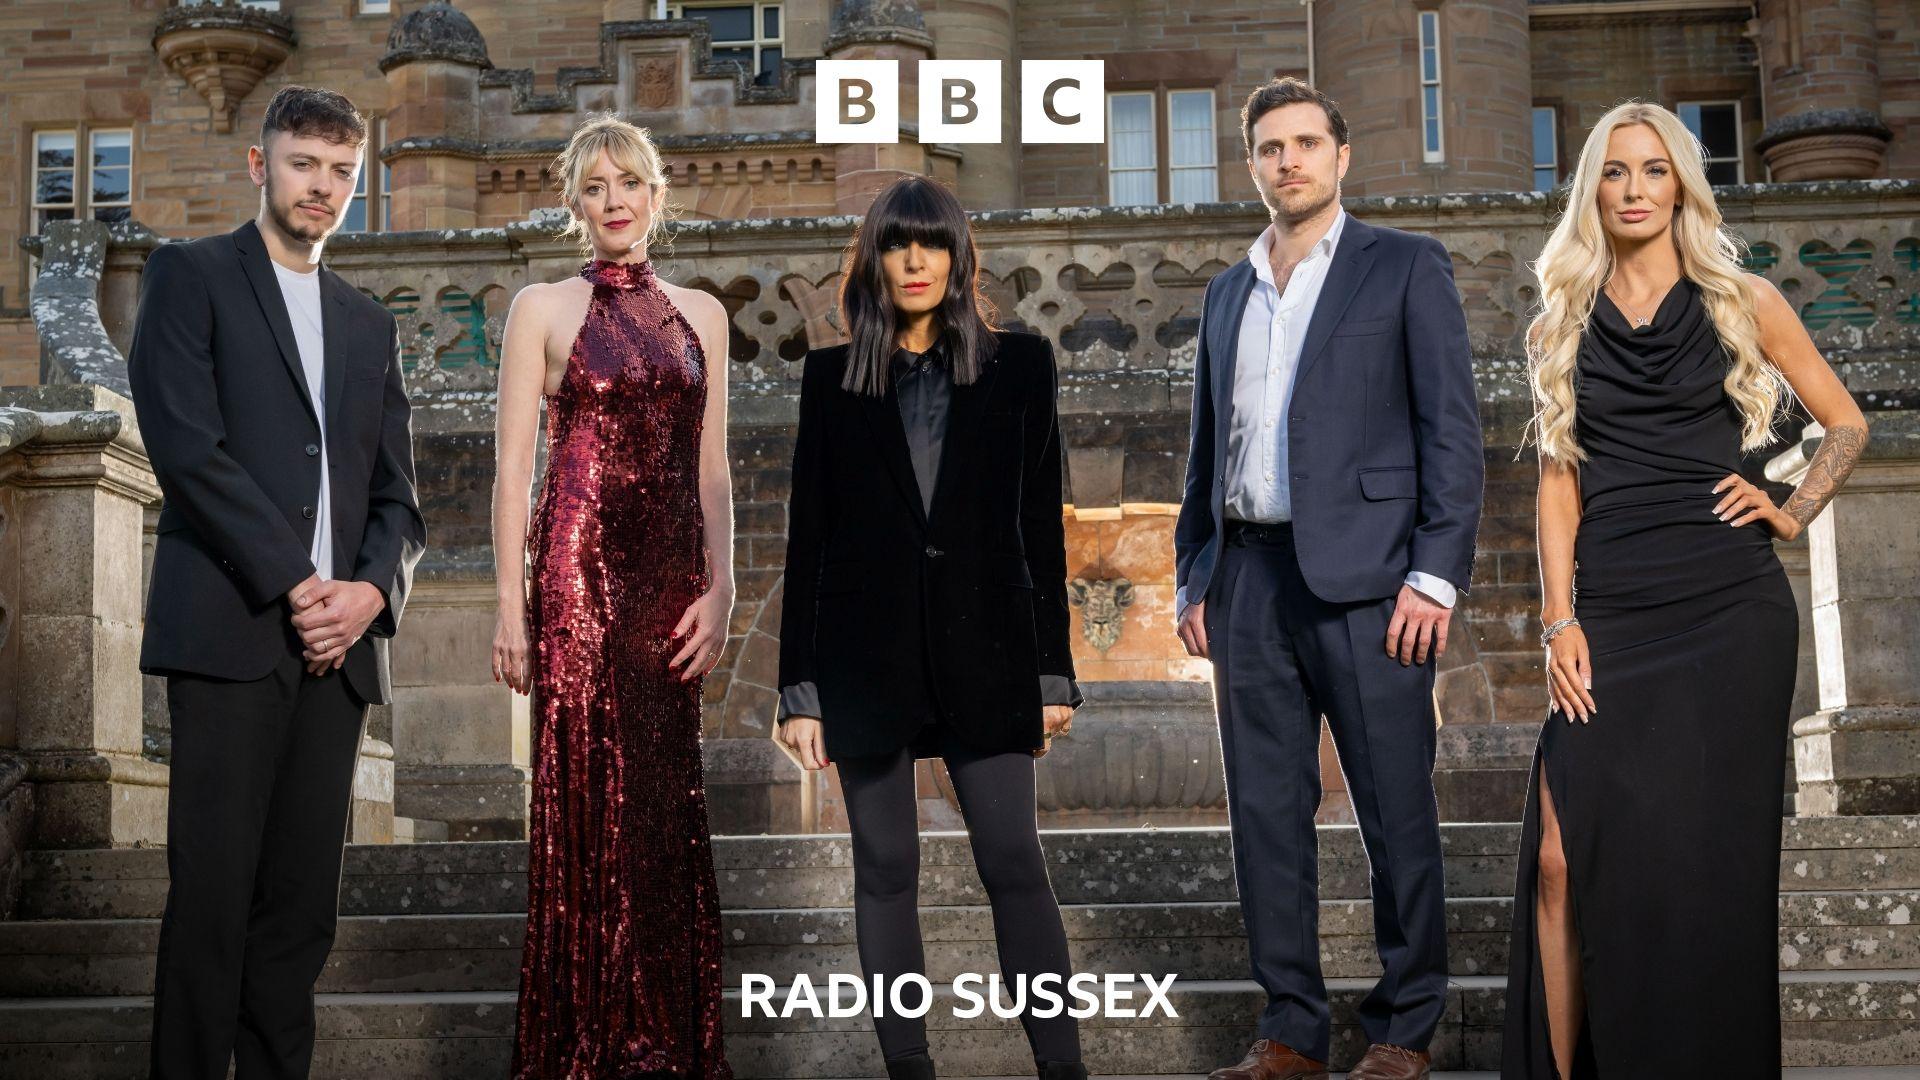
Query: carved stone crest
xmin=1068 ymin=576 xmax=1135 ymax=652
xmin=633 ymin=54 xmax=678 ymax=110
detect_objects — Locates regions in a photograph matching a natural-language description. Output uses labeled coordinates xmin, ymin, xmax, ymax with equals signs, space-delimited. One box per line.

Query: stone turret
xmin=1754 ymin=0 xmax=1892 ymax=181
xmin=825 ymin=0 xmax=935 ymax=214
xmin=380 ymin=0 xmax=492 ymax=230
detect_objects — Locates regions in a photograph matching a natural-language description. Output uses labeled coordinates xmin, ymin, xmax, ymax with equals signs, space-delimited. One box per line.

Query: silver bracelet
xmin=1540 ymin=616 xmax=1579 ymax=648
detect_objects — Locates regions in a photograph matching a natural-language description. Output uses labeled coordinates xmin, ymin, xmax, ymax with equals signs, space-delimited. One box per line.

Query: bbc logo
xmin=817 ymin=60 xmax=1104 ymax=145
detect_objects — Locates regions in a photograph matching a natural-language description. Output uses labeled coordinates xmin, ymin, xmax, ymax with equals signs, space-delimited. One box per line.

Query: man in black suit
xmin=126 ymin=86 xmax=425 ymax=1080
xmin=1175 ymin=79 xmax=1484 ymax=1080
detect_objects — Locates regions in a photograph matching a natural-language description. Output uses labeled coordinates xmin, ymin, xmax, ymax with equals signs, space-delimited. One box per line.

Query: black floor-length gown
xmin=1503 ymin=279 xmax=1798 ymax=1078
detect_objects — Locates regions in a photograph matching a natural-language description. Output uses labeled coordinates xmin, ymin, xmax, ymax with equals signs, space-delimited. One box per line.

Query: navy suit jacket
xmin=1175 ymin=215 xmax=1483 ymax=608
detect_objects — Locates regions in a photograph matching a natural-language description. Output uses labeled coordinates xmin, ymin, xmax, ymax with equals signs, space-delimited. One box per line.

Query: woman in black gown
xmin=1504 ymin=103 xmax=1868 ymax=1078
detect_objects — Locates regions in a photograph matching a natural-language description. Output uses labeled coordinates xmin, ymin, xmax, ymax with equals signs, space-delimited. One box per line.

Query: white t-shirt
xmin=271 ymin=260 xmax=334 ymax=581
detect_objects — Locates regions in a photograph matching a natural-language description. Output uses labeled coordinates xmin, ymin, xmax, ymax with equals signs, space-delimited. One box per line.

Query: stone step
xmin=0 ymin=973 xmax=1914 ymax=1077
xmin=4 ymin=891 xmax=1914 ymax=998
xmin=20 ymin=816 xmax=1920 ymax=920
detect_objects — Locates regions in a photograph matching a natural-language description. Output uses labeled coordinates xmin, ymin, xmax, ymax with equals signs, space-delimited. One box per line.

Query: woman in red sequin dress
xmin=490 ymin=115 xmax=736 ymax=1078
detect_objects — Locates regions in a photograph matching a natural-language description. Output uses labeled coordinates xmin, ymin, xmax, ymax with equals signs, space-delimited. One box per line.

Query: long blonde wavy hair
xmin=1527 ymin=101 xmax=1785 ymax=462
xmin=553 ymin=112 xmax=675 ymax=256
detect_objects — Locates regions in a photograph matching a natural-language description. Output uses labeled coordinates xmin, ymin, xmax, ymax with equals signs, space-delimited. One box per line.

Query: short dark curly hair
xmin=261 ymin=85 xmax=368 ymax=148
xmin=1241 ymin=77 xmax=1348 ymax=154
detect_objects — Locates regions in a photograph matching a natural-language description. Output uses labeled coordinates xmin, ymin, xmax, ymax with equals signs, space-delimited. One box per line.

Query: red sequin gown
xmin=514 ymin=256 xmax=732 ymax=1079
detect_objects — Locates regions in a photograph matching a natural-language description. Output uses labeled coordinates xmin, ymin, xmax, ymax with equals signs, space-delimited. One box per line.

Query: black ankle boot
xmin=884 ymin=1054 xmax=936 ymax=1080
xmin=1036 ymin=1060 xmax=1089 ymax=1080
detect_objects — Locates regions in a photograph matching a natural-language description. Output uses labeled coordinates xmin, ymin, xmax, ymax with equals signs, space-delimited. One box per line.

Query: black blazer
xmin=1176 ymin=216 xmax=1483 ymax=608
xmin=127 ymin=220 xmax=426 ymax=705
xmin=777 ymin=330 xmax=1076 ymax=759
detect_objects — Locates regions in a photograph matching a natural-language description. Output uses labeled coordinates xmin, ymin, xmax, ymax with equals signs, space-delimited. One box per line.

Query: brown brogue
xmin=1206 ymin=1037 xmax=1330 ymax=1080
xmin=1345 ymin=1043 xmax=1432 ymax=1080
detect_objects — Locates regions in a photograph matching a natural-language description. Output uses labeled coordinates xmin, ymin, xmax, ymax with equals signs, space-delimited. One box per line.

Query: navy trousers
xmin=1206 ymin=524 xmax=1448 ymax=1061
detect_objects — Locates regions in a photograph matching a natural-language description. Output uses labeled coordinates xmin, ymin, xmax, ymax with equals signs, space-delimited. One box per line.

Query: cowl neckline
xmin=579 ymin=257 xmax=658 ymax=290
xmin=1593 ymin=277 xmax=1697 ymax=344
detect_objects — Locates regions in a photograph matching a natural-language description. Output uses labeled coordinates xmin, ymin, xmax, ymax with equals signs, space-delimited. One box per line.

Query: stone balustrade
xmin=19 ymin=179 xmax=1920 ymax=835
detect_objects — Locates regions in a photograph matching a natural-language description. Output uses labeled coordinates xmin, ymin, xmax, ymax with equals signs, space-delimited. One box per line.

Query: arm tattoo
xmin=1782 ymin=424 xmax=1868 ymax=528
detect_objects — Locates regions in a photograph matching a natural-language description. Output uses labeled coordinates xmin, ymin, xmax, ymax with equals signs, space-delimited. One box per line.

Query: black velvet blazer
xmin=777 ymin=330 xmax=1076 ymax=759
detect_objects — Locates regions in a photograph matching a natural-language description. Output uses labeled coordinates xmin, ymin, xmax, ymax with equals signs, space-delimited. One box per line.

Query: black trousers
xmin=1207 ymin=524 xmax=1448 ymax=1061
xmin=836 ymin=743 xmax=1082 ymax=1067
xmin=149 ymin=649 xmax=369 ymax=1080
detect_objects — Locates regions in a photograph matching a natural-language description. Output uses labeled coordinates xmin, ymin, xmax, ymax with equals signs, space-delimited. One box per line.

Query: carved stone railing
xmin=25 ymin=179 xmax=1920 ymax=832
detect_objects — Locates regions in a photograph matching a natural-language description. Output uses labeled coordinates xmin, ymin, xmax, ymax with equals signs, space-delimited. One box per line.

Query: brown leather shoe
xmin=1206 ymin=1037 xmax=1330 ymax=1080
xmin=1346 ymin=1043 xmax=1432 ymax=1080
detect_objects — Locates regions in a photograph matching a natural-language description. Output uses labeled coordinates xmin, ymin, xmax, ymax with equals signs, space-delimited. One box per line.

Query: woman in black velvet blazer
xmin=774 ymin=177 xmax=1088 ymax=1080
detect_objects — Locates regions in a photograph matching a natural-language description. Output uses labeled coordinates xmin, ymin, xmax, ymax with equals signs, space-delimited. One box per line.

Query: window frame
xmin=1166 ymin=88 xmax=1219 ymax=205
xmin=1105 ymin=85 xmax=1220 ymax=207
xmin=1418 ymin=9 xmax=1444 ymax=164
xmin=1107 ymin=90 xmax=1159 ymax=207
xmin=1531 ymin=104 xmax=1559 ymax=192
xmin=31 ymin=129 xmax=79 ymax=232
xmin=1676 ymin=99 xmax=1745 ymax=185
xmin=88 ymin=128 xmax=134 ymax=224
xmin=668 ymin=1 xmax=784 ymax=85
xmin=343 ymin=117 xmax=390 ymax=234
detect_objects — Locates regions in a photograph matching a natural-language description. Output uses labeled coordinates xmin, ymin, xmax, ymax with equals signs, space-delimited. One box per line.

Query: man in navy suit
xmin=1176 ymin=78 xmax=1483 ymax=1080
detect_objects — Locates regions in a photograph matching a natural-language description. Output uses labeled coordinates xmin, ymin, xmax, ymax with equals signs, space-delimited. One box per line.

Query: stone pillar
xmin=380 ymin=0 xmax=492 ymax=231
xmin=826 ymin=0 xmax=935 ymax=215
xmin=0 ymin=386 xmax=167 ymax=848
xmin=1770 ymin=413 xmax=1920 ymax=815
xmin=1753 ymin=0 xmax=1891 ymax=181
xmin=1316 ymin=0 xmax=1531 ymax=196
xmin=918 ymin=0 xmax=1017 ymax=210
xmin=389 ymin=578 xmax=531 ymax=841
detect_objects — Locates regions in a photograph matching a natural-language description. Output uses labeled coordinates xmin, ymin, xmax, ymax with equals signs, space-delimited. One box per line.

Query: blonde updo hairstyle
xmin=1526 ymin=101 xmax=1786 ymax=463
xmin=554 ymin=112 xmax=674 ymax=256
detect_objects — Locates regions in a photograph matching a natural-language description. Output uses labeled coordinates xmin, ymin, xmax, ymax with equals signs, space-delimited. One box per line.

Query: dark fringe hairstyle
xmin=261 ymin=85 xmax=369 ymax=149
xmin=836 ymin=176 xmax=998 ymax=397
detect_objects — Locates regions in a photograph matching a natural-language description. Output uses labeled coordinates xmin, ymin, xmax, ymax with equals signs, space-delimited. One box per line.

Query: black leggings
xmin=837 ymin=743 xmax=1082 ymax=1066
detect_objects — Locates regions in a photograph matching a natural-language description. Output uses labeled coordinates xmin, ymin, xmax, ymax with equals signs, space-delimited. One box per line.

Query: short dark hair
xmin=1241 ymin=77 xmax=1348 ymax=154
xmin=261 ymin=85 xmax=368 ymax=149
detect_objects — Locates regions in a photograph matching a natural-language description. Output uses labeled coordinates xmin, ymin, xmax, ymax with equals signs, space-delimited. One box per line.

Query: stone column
xmin=1753 ymin=0 xmax=1892 ymax=181
xmin=1315 ymin=0 xmax=1531 ymax=196
xmin=0 ymin=386 xmax=167 ymax=848
xmin=1770 ymin=413 xmax=1920 ymax=815
xmin=380 ymin=0 xmax=492 ymax=231
xmin=389 ymin=578 xmax=531 ymax=841
xmin=918 ymin=0 xmax=1017 ymax=210
xmin=826 ymin=0 xmax=935 ymax=215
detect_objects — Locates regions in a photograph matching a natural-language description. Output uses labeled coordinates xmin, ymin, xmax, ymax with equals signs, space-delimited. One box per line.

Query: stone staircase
xmin=2 ymin=819 xmax=1917 ymax=1078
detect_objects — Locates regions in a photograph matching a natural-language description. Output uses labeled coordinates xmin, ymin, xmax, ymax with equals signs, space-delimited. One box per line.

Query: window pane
xmin=91 ymin=169 xmax=130 ymax=204
xmin=1532 ymin=106 xmax=1555 ymax=169
xmin=361 ymin=0 xmax=391 ymax=11
xmin=1420 ymin=13 xmax=1438 ymax=81
xmin=1698 ymin=104 xmax=1738 ymax=160
xmin=762 ymin=4 xmax=779 ymax=39
xmin=688 ymin=5 xmax=753 ymax=42
xmin=36 ymin=132 xmax=76 ymax=170
xmin=1171 ymin=165 xmax=1216 ymax=203
xmin=91 ymin=130 xmax=131 ymax=168
xmin=38 ymin=207 xmax=76 ymax=229
xmin=1705 ymin=159 xmax=1740 ymax=186
xmin=1111 ymin=169 xmax=1155 ymax=206
xmin=37 ymin=169 xmax=74 ymax=206
xmin=1169 ymin=91 xmax=1214 ymax=168
xmin=710 ymin=46 xmax=752 ymax=71
xmin=758 ymin=46 xmax=782 ymax=80
xmin=1534 ymin=166 xmax=1557 ymax=192
xmin=342 ymin=197 xmax=367 ymax=232
xmin=93 ymin=205 xmax=131 ymax=224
